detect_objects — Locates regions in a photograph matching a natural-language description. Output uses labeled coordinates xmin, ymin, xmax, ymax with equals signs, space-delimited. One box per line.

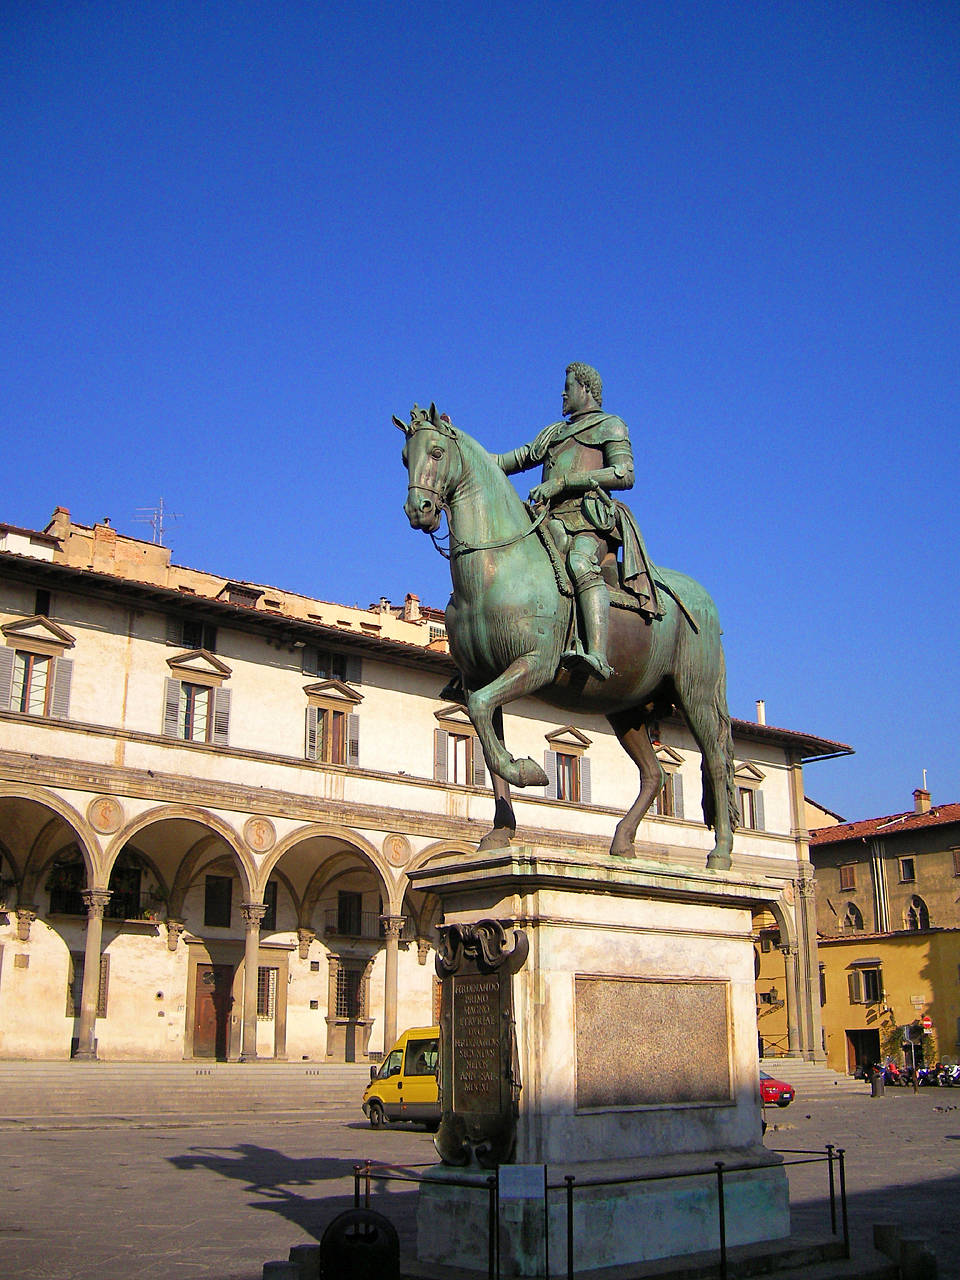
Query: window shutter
xmin=301 ymin=646 xmax=318 ymax=677
xmin=471 ymin=737 xmax=487 ymax=787
xmin=347 ymin=713 xmax=360 ymax=767
xmin=544 ymin=751 xmax=558 ymax=800
xmin=49 ymin=657 xmax=73 ymax=719
xmin=97 ymin=953 xmax=110 ymax=1018
xmin=305 ymin=706 xmax=320 ymax=761
xmin=847 ymin=971 xmax=862 ymax=1004
xmin=67 ymin=953 xmax=81 ymax=1016
xmin=673 ymin=773 xmax=684 ymax=819
xmin=345 ymin=655 xmax=362 ymax=684
xmin=212 ymin=687 xmax=231 ymax=745
xmin=580 ymin=755 xmax=592 ymax=805
xmin=166 ymin=616 xmax=182 ymax=645
xmin=434 ymin=729 xmax=448 ymax=782
xmin=0 ymin=647 xmax=14 ymax=710
xmin=754 ymin=790 xmax=765 ymax=831
xmin=163 ymin=678 xmax=181 ymax=737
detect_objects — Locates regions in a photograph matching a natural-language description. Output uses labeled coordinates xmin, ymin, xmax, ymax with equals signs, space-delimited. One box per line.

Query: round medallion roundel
xmin=384 ymin=834 xmax=412 ymax=866
xmin=243 ymin=817 xmax=277 ymax=853
xmin=87 ymin=795 xmax=123 ymax=834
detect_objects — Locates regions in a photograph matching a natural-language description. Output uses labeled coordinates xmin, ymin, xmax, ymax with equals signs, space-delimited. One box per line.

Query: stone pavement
xmin=0 ymin=1064 xmax=957 ymax=1278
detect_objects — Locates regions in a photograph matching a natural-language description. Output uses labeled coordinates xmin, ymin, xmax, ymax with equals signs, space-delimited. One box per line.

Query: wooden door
xmin=193 ymin=963 xmax=234 ymax=1059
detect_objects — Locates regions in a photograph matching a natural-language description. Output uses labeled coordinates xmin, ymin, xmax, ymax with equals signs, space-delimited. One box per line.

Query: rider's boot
xmin=566 ymin=580 xmax=614 ymax=681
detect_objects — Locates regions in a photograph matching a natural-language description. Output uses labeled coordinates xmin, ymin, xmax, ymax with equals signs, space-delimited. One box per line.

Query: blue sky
xmin=2 ymin=1 xmax=958 ymax=821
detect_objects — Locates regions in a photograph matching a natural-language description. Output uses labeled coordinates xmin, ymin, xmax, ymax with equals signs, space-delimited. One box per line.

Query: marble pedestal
xmin=410 ymin=846 xmax=789 ymax=1275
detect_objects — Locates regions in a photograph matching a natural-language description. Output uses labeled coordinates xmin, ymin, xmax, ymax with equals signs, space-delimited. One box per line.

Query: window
xmin=839 ymin=863 xmax=856 ymax=891
xmin=304 ymin=684 xmax=361 ymax=766
xmin=67 ymin=952 xmax=109 ymax=1018
xmin=163 ymin=678 xmax=231 ymax=745
xmin=47 ymin=849 xmax=86 ymax=915
xmin=759 ymin=928 xmax=780 ymax=953
xmin=651 ymin=771 xmax=684 ymax=818
xmin=405 ymin=1037 xmax=438 ymax=1076
xmin=204 ymin=875 xmax=232 ymax=928
xmin=840 ymin=902 xmax=864 ymax=931
xmin=819 ymin=964 xmax=827 ymax=1007
xmin=1 ymin=649 xmax=72 ymax=718
xmin=302 ymin=647 xmax=361 ymax=683
xmin=34 ymin=589 xmax=51 ymax=617
xmin=428 ymin=625 xmax=446 ymax=643
xmin=335 ymin=963 xmax=365 ymax=1019
xmin=106 ymin=853 xmax=143 ymax=920
xmin=167 ymin=617 xmax=217 ymax=652
xmin=905 ymin=895 xmax=929 ymax=931
xmin=434 ymin=724 xmax=485 ymax=786
xmin=848 ymin=965 xmax=882 ymax=1004
xmin=953 ymin=849 xmax=960 ymax=877
xmin=544 ymin=749 xmax=592 ymax=803
xmin=898 ymin=857 xmax=916 ymax=883
xmin=737 ymin=786 xmax=765 ymax=830
xmin=256 ymin=966 xmax=278 ymax=1019
xmin=261 ymin=881 xmax=278 ymax=932
xmin=337 ymin=891 xmax=363 ymax=937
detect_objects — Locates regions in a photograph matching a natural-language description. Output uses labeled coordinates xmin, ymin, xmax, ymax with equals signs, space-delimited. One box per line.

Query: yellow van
xmin=362 ymin=1025 xmax=440 ymax=1128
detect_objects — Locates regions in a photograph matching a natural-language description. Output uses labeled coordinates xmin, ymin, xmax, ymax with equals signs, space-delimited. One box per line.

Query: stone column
xmin=74 ymin=888 xmax=112 ymax=1060
xmin=380 ymin=915 xmax=406 ymax=1050
xmin=239 ymin=902 xmax=267 ymax=1062
xmin=780 ymin=943 xmax=802 ymax=1057
xmin=796 ymin=875 xmax=826 ymax=1060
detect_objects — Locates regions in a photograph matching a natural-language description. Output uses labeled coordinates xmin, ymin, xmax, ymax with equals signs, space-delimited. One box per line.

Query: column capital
xmin=796 ymin=877 xmax=817 ymax=899
xmin=82 ymin=888 xmax=112 ymax=919
xmin=297 ymin=927 xmax=316 ymax=960
xmin=779 ymin=943 xmax=799 ymax=958
xmin=380 ymin=914 xmax=406 ymax=942
xmin=16 ymin=906 xmax=37 ymax=942
xmin=240 ymin=902 xmax=267 ymax=929
xmin=165 ymin=919 xmax=186 ymax=952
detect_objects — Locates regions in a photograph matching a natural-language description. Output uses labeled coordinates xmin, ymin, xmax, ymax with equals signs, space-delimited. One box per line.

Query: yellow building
xmin=811 ymin=791 xmax=960 ymax=1073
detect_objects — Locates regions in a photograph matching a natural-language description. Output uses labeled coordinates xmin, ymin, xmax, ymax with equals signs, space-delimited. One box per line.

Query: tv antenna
xmin=133 ymin=497 xmax=182 ymax=546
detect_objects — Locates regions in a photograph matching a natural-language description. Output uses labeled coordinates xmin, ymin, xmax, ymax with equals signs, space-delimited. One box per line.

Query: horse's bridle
xmin=406 ymin=420 xmax=549 ymax=559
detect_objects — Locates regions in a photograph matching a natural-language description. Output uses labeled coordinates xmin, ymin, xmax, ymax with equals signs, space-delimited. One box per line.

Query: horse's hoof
xmin=609 ymin=840 xmax=637 ymax=859
xmin=478 ymin=829 xmax=514 ymax=852
xmin=515 ymin=757 xmax=548 ymax=788
xmin=706 ymin=852 xmax=732 ymax=871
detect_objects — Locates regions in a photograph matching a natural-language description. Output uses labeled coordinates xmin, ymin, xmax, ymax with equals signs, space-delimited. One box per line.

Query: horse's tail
xmin=701 ymin=646 xmax=739 ymax=836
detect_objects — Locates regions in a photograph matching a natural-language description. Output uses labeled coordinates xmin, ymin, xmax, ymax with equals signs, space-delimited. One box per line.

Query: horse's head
xmin=394 ymin=402 xmax=462 ymax=534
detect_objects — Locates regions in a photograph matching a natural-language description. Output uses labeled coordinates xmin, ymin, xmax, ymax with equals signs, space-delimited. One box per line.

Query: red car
xmin=760 ymin=1070 xmax=795 ymax=1107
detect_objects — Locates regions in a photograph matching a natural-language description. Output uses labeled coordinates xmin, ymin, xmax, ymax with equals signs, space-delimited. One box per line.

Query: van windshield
xmin=379 ymin=1049 xmax=403 ymax=1078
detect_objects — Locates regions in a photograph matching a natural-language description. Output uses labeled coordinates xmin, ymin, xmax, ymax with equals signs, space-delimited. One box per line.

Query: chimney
xmin=755 ymin=699 xmax=766 ymax=726
xmin=402 ymin=592 xmax=421 ymax=622
xmin=379 ymin=597 xmax=391 ymax=614
xmin=913 ymin=787 xmax=931 ymax=815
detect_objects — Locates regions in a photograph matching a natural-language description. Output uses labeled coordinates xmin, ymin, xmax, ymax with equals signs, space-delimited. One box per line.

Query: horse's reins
xmin=409 ymin=422 xmax=550 ymax=559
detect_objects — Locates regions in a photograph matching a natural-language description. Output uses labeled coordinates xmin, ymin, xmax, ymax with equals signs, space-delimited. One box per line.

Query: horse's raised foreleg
xmin=467 ymin=656 xmax=554 ymax=789
xmin=607 ymin=709 xmax=665 ymax=858
xmin=478 ymin=708 xmax=518 ymax=851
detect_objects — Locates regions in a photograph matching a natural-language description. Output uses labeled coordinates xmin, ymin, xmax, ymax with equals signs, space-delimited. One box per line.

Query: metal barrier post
xmin=364 ymin=1159 xmax=371 ymax=1210
xmin=353 ymin=1163 xmax=361 ymax=1210
xmin=487 ymin=1175 xmax=497 ymax=1280
xmin=838 ymin=1148 xmax=850 ymax=1258
xmin=564 ymin=1176 xmax=575 ymax=1280
xmin=825 ymin=1143 xmax=836 ymax=1234
xmin=715 ymin=1162 xmax=727 ymax=1280
xmin=543 ymin=1164 xmax=550 ymax=1280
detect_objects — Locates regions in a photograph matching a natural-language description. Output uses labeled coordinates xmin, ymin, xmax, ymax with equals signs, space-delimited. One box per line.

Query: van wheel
xmin=368 ymin=1101 xmax=385 ymax=1129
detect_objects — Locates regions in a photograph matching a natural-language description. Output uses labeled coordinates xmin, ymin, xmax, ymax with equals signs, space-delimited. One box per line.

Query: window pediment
xmin=166 ymin=649 xmax=233 ymax=684
xmin=545 ymin=725 xmax=592 ymax=750
xmin=2 ymin=615 xmax=75 ymax=655
xmin=303 ymin=678 xmax=363 ymax=706
xmin=434 ymin=703 xmax=473 ymax=727
xmin=734 ymin=761 xmax=765 ymax=785
xmin=655 ymin=744 xmax=684 ymax=769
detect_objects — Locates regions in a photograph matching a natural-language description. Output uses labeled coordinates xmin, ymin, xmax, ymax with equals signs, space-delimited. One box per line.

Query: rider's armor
xmin=497 ymin=412 xmax=661 ymax=680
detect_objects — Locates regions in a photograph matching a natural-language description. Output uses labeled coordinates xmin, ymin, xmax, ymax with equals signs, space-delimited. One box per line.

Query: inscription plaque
xmin=452 ymin=974 xmax=502 ymax=1111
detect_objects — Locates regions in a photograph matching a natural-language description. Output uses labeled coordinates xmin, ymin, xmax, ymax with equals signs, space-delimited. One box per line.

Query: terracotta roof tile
xmin=811 ymin=802 xmax=960 ymax=845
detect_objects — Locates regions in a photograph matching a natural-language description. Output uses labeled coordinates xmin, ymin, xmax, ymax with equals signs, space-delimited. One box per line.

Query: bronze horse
xmin=397 ymin=404 xmax=738 ymax=869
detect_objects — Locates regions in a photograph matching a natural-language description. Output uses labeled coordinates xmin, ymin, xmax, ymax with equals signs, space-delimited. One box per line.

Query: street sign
xmin=921 ymin=1015 xmax=933 ymax=1030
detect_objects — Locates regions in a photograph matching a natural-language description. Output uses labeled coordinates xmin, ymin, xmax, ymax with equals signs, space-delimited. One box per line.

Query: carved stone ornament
xmin=240 ymin=902 xmax=268 ymax=929
xmin=165 ymin=919 xmax=186 ymax=952
xmin=380 ymin=914 xmax=406 ymax=942
xmin=417 ymin=938 xmax=431 ymax=966
xmin=81 ymin=888 xmax=112 ymax=919
xmin=87 ymin=795 xmax=123 ymax=835
xmin=383 ymin=834 xmax=412 ymax=867
xmin=243 ymin=817 xmax=276 ymax=854
xmin=297 ymin=927 xmax=316 ymax=960
xmin=433 ymin=918 xmax=529 ymax=1169
xmin=16 ymin=907 xmax=37 ymax=942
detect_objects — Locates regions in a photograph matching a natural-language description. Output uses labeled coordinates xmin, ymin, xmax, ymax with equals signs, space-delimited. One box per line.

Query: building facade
xmin=0 ymin=509 xmax=846 ymax=1063
xmin=810 ymin=790 xmax=960 ymax=1073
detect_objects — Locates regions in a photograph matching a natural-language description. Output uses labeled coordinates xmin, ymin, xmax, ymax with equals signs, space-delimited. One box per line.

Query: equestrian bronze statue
xmin=396 ymin=366 xmax=738 ymax=870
